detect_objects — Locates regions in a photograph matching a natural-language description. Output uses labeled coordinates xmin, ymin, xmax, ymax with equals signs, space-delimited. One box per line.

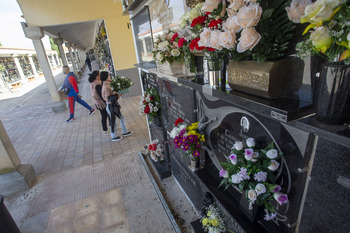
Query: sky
xmin=0 ymin=0 xmax=51 ymax=50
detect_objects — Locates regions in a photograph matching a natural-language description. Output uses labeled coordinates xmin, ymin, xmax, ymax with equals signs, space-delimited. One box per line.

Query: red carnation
xmin=144 ymin=105 xmax=150 ymax=114
xmin=191 ymin=16 xmax=207 ymax=27
xmin=178 ymin=38 xmax=186 ymax=48
xmin=206 ymin=47 xmax=215 ymax=52
xmin=143 ymin=100 xmax=146 ymax=103
xmin=171 ymin=32 xmax=178 ymax=44
xmin=175 ymin=118 xmax=184 ymax=126
xmin=149 ymin=144 xmax=157 ymax=151
xmin=189 ymin=37 xmax=205 ymax=51
xmin=208 ymin=19 xmax=223 ymax=29
xmin=150 ymin=96 xmax=155 ymax=101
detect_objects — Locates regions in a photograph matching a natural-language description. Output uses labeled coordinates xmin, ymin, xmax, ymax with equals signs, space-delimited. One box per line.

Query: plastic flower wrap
xmin=110 ymin=75 xmax=133 ymax=92
xmin=146 ymin=139 xmax=165 ymax=162
xmin=139 ymin=88 xmax=161 ymax=117
xmin=170 ymin=118 xmax=205 ymax=161
xmin=201 ymin=204 xmax=226 ymax=233
xmin=286 ymin=0 xmax=350 ymax=64
xmin=152 ymin=30 xmax=185 ymax=65
xmin=219 ymin=138 xmax=288 ymax=221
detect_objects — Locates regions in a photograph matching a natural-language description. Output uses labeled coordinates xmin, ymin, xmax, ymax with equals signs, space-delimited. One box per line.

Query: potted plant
xmin=286 ymin=0 xmax=350 ymax=125
xmin=201 ymin=204 xmax=226 ymax=233
xmin=219 ymin=138 xmax=288 ymax=222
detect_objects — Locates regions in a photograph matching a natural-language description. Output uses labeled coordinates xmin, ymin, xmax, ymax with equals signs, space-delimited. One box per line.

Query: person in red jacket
xmin=61 ymin=65 xmax=95 ymax=122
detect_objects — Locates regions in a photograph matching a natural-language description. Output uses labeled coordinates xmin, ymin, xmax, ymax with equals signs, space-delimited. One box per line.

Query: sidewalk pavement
xmin=1 ymin=62 xmax=177 ymax=233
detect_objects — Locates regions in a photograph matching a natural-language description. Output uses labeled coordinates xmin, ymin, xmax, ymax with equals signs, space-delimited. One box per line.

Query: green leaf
xmin=262 ymin=8 xmax=274 ymax=19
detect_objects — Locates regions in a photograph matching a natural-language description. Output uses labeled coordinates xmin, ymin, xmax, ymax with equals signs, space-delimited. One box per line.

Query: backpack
xmin=62 ymin=83 xmax=71 ymax=95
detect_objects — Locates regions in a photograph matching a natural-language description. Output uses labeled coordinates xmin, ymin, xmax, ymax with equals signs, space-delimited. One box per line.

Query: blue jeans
xmin=106 ymin=103 xmax=128 ymax=138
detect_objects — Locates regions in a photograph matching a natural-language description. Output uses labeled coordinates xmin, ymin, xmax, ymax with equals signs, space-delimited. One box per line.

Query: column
xmin=28 ymin=54 xmax=39 ymax=77
xmin=66 ymin=43 xmax=78 ymax=75
xmin=12 ymin=55 xmax=26 ymax=82
xmin=73 ymin=45 xmax=81 ymax=68
xmin=48 ymin=53 xmax=57 ymax=69
xmin=53 ymin=37 xmax=68 ymax=66
xmin=21 ymin=23 xmax=65 ymax=111
xmin=0 ymin=120 xmax=35 ymax=196
xmin=52 ymin=52 xmax=59 ymax=68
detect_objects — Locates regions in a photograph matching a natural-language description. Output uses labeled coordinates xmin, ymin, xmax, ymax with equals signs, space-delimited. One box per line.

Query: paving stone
xmin=47 ymin=203 xmax=74 ymax=227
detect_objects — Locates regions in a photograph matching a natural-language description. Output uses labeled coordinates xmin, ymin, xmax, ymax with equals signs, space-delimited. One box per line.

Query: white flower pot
xmin=157 ymin=61 xmax=183 ymax=76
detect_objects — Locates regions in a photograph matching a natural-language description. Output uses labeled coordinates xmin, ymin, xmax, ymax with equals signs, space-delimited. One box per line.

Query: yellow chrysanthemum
xmin=207 ymin=210 xmax=212 ymax=217
xmin=202 ymin=218 xmax=208 ymax=226
xmin=211 ymin=218 xmax=219 ymax=227
xmin=200 ymin=135 xmax=205 ymax=142
xmin=188 ymin=130 xmax=197 ymax=136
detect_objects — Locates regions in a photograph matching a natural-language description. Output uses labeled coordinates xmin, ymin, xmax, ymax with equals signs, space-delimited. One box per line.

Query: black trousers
xmin=98 ymin=107 xmax=110 ymax=131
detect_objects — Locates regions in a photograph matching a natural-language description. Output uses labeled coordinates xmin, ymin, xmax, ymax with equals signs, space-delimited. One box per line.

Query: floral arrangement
xmin=286 ymin=0 xmax=350 ymax=65
xmin=110 ymin=75 xmax=133 ymax=93
xmin=169 ymin=118 xmax=205 ymax=161
xmin=146 ymin=139 xmax=165 ymax=162
xmin=139 ymin=88 xmax=161 ymax=117
xmin=219 ymin=138 xmax=288 ymax=221
xmin=153 ymin=30 xmax=184 ymax=65
xmin=176 ymin=0 xmax=295 ymax=63
xmin=201 ymin=204 xmax=226 ymax=233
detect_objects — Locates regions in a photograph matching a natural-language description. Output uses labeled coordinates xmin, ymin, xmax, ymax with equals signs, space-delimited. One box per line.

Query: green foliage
xmin=0 ymin=64 xmax=5 ymax=72
xmin=49 ymin=37 xmax=60 ymax=57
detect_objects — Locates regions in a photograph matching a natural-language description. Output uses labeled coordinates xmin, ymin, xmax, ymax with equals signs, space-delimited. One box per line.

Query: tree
xmin=49 ymin=37 xmax=60 ymax=57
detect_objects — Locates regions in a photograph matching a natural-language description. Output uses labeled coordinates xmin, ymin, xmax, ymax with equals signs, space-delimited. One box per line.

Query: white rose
xmin=149 ymin=103 xmax=153 ymax=108
xmin=310 ymin=26 xmax=332 ymax=53
xmin=170 ymin=127 xmax=181 ymax=138
xmin=237 ymin=27 xmax=261 ymax=53
xmin=202 ymin=0 xmax=221 ymax=13
xmin=255 ymin=183 xmax=266 ymax=195
xmin=156 ymin=52 xmax=164 ymax=61
xmin=268 ymin=160 xmax=280 ymax=171
xmin=166 ymin=32 xmax=175 ymax=41
xmin=222 ymin=14 xmax=241 ymax=33
xmin=145 ymin=97 xmax=151 ymax=102
xmin=246 ymin=138 xmax=255 ymax=147
xmin=171 ymin=49 xmax=181 ymax=57
xmin=153 ymin=106 xmax=159 ymax=112
xmin=236 ymin=3 xmax=262 ymax=28
xmin=266 ymin=149 xmax=278 ymax=159
xmin=210 ymin=30 xmax=223 ymax=50
xmin=218 ymin=31 xmax=236 ymax=49
xmin=158 ymin=41 xmax=170 ymax=51
xmin=233 ymin=141 xmax=244 ymax=151
xmin=227 ymin=0 xmax=244 ymax=11
xmin=302 ymin=0 xmax=341 ymax=25
xmin=198 ymin=28 xmax=212 ymax=48
xmin=247 ymin=189 xmax=257 ymax=202
xmin=286 ymin=0 xmax=312 ymax=23
xmin=231 ymin=174 xmax=243 ymax=184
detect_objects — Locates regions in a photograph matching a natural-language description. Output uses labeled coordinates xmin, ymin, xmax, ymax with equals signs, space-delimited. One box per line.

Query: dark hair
xmin=88 ymin=70 xmax=100 ymax=83
xmin=100 ymin=71 xmax=109 ymax=81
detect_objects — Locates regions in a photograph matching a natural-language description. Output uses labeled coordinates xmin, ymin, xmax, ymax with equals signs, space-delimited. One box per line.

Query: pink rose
xmin=236 ymin=3 xmax=262 ymax=28
xmin=198 ymin=28 xmax=212 ymax=48
xmin=222 ymin=14 xmax=241 ymax=33
xmin=209 ymin=30 xmax=223 ymax=50
xmin=286 ymin=0 xmax=312 ymax=23
xmin=237 ymin=27 xmax=261 ymax=53
xmin=227 ymin=0 xmax=244 ymax=12
xmin=218 ymin=31 xmax=236 ymax=49
xmin=202 ymin=0 xmax=221 ymax=13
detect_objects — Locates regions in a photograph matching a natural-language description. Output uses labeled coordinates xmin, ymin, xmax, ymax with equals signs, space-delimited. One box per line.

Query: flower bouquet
xmin=153 ymin=30 xmax=185 ymax=75
xmin=110 ymin=75 xmax=133 ymax=94
xmin=219 ymin=138 xmax=288 ymax=221
xmin=169 ymin=118 xmax=205 ymax=162
xmin=286 ymin=0 xmax=350 ymax=65
xmin=139 ymin=88 xmax=161 ymax=117
xmin=201 ymin=204 xmax=226 ymax=233
xmin=146 ymin=139 xmax=165 ymax=162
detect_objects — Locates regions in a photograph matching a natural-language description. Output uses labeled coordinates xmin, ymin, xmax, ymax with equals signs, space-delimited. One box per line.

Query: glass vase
xmin=206 ymin=58 xmax=223 ymax=89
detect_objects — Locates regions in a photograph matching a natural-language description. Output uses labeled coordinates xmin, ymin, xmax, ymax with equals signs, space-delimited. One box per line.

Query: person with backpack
xmin=100 ymin=71 xmax=133 ymax=142
xmin=88 ymin=70 xmax=110 ymax=135
xmin=85 ymin=56 xmax=92 ymax=72
xmin=60 ymin=65 xmax=95 ymax=122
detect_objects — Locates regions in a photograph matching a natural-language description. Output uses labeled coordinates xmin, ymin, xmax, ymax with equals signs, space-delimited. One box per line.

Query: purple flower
xmin=183 ymin=143 xmax=190 ymax=151
xmin=254 ymin=171 xmax=267 ymax=182
xmin=264 ymin=209 xmax=277 ymax=221
xmin=179 ymin=129 xmax=186 ymax=136
xmin=195 ymin=143 xmax=201 ymax=149
xmin=273 ymin=185 xmax=281 ymax=193
xmin=192 ymin=135 xmax=199 ymax=143
xmin=174 ymin=142 xmax=181 ymax=148
xmin=273 ymin=192 xmax=288 ymax=205
xmin=238 ymin=167 xmax=250 ymax=180
xmin=193 ymin=150 xmax=200 ymax=157
xmin=229 ymin=153 xmax=237 ymax=165
xmin=219 ymin=169 xmax=229 ymax=178
xmin=244 ymin=148 xmax=254 ymax=161
xmin=174 ymin=136 xmax=180 ymax=144
xmin=187 ymin=135 xmax=194 ymax=144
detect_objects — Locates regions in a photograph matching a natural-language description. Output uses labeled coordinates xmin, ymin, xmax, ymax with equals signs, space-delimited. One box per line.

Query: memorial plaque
xmin=194 ymin=91 xmax=315 ymax=233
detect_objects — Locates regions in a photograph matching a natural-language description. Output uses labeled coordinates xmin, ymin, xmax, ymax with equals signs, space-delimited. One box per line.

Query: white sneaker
xmin=103 ymin=131 xmax=109 ymax=135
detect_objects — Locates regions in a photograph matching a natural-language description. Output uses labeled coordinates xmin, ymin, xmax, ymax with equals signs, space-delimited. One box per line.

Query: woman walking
xmin=100 ymin=71 xmax=133 ymax=142
xmin=88 ymin=71 xmax=110 ymax=135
